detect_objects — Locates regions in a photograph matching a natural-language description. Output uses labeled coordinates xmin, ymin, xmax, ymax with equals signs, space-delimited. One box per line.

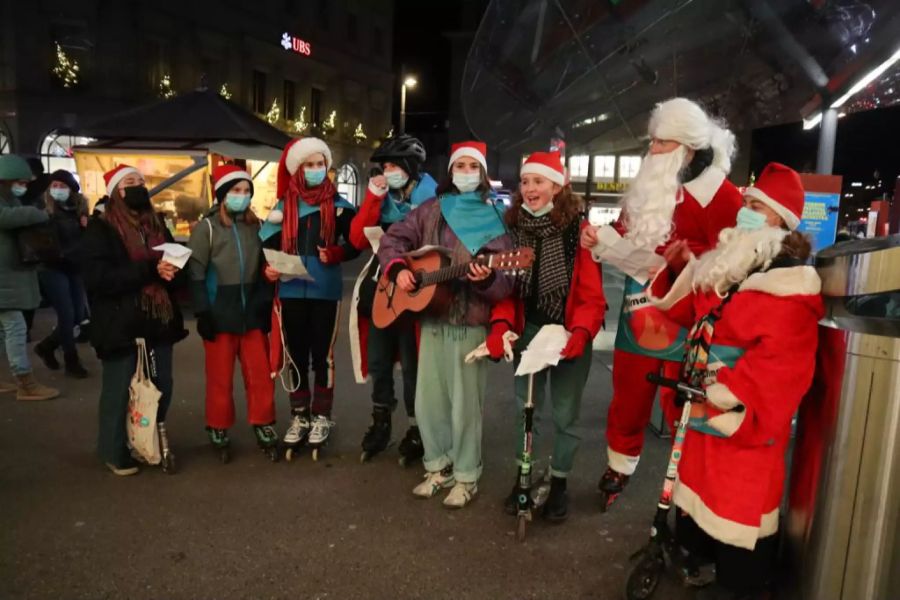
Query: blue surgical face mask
xmin=452 ymin=172 xmax=482 ymax=193
xmin=49 ymin=188 xmax=70 ymax=202
xmin=736 ymin=206 xmax=768 ymax=230
xmin=522 ymin=200 xmax=554 ymax=217
xmin=304 ymin=168 xmax=327 ymax=187
xmin=10 ymin=183 xmax=27 ymax=198
xmin=225 ymin=193 xmax=251 ymax=213
xmin=385 ymin=170 xmax=409 ymax=190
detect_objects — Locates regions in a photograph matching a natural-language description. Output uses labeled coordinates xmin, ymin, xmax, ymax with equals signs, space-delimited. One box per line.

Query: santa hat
xmin=104 ymin=164 xmax=140 ymax=196
xmin=448 ymin=141 xmax=487 ymax=173
xmin=648 ymin=98 xmax=736 ymax=173
xmin=277 ymin=137 xmax=333 ymax=198
xmin=520 ymin=151 xmax=565 ymax=186
xmin=212 ymin=164 xmax=254 ymax=203
xmin=743 ymin=162 xmax=805 ymax=230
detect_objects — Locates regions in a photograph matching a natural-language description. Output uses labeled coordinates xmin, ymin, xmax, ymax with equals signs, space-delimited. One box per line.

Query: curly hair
xmin=504 ymin=184 xmax=584 ymax=229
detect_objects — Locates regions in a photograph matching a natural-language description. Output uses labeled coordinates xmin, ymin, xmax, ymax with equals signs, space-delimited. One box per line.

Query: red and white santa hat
xmin=277 ymin=137 xmax=333 ymax=198
xmin=104 ymin=164 xmax=140 ymax=196
xmin=212 ymin=164 xmax=253 ymax=202
xmin=448 ymin=141 xmax=487 ymax=173
xmin=743 ymin=162 xmax=805 ymax=230
xmin=520 ymin=151 xmax=566 ymax=186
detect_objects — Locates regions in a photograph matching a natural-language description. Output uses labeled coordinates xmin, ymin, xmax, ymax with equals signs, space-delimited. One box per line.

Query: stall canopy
xmin=77 ymin=88 xmax=290 ymax=155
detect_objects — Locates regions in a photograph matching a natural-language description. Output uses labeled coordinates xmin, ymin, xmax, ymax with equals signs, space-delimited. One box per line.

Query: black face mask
xmin=122 ymin=186 xmax=152 ymax=211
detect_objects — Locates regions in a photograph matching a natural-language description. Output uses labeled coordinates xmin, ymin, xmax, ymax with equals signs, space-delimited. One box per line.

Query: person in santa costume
xmin=260 ymin=137 xmax=359 ymax=454
xmin=648 ymin=162 xmax=823 ymax=599
xmin=580 ymin=97 xmax=743 ymax=509
xmin=377 ymin=141 xmax=514 ymax=508
xmin=487 ymin=151 xmax=605 ymax=521
xmin=187 ymin=165 xmax=277 ymax=461
xmin=348 ymin=134 xmax=438 ymax=465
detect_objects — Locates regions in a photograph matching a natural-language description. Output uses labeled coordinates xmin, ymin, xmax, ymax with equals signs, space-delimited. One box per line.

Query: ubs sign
xmin=281 ymin=32 xmax=312 ymax=56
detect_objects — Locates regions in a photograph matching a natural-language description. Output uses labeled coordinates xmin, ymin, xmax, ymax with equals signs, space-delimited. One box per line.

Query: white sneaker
xmin=284 ymin=414 xmax=310 ymax=445
xmin=443 ymin=482 xmax=478 ymax=508
xmin=307 ymin=415 xmax=333 ymax=446
xmin=106 ymin=462 xmax=139 ymax=476
xmin=412 ymin=467 xmax=456 ymax=498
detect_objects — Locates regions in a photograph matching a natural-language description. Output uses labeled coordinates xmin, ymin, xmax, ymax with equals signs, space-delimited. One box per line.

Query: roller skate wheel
xmin=398 ymin=456 xmax=407 ymax=467
xmin=266 ymin=447 xmax=280 ymax=463
xmin=625 ymin=552 xmax=663 ymax=600
xmin=219 ymin=448 xmax=230 ymax=464
xmin=360 ymin=451 xmax=370 ymax=464
xmin=285 ymin=447 xmax=295 ymax=462
xmin=515 ymin=515 xmax=527 ymax=542
xmin=311 ymin=448 xmax=319 ymax=461
xmin=162 ymin=453 xmax=177 ymax=475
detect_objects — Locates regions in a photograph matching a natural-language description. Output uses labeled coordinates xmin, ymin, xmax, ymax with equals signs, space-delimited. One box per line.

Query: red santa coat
xmin=613 ymin=166 xmax=742 ymax=359
xmin=490 ymin=221 xmax=606 ymax=338
xmin=650 ymin=261 xmax=824 ymax=550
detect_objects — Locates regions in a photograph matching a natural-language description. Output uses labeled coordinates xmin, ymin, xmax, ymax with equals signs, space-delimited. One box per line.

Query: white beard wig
xmin=622 ymin=145 xmax=688 ymax=250
xmin=692 ymin=226 xmax=788 ymax=297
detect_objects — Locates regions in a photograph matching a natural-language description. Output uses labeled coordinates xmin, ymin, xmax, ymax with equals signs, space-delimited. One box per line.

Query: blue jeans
xmin=0 ymin=310 xmax=31 ymax=376
xmin=39 ymin=269 xmax=87 ymax=355
xmin=98 ymin=343 xmax=174 ymax=468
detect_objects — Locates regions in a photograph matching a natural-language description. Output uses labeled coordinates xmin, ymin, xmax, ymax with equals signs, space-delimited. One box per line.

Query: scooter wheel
xmin=516 ymin=514 xmax=527 ymax=542
xmin=624 ymin=553 xmax=663 ymax=600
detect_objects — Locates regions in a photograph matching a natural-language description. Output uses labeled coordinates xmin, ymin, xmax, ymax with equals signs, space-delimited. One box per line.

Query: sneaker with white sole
xmin=412 ymin=466 xmax=455 ymax=498
xmin=443 ymin=482 xmax=478 ymax=508
xmin=106 ymin=462 xmax=139 ymax=476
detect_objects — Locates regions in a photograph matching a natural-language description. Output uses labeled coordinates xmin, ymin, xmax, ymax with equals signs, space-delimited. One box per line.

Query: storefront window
xmin=245 ymin=159 xmax=279 ymax=219
xmin=619 ymin=155 xmax=642 ymax=179
xmin=593 ymin=155 xmax=616 ymax=180
xmin=40 ymin=132 xmax=95 ymax=173
xmin=569 ymin=155 xmax=589 ymax=180
xmin=336 ymin=163 xmax=359 ymax=205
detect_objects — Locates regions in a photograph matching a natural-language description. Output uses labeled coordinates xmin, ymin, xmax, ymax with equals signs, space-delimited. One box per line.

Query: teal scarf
xmin=439 ymin=191 xmax=507 ymax=255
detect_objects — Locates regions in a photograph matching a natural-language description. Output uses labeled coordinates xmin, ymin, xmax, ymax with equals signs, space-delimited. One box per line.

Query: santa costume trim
xmin=682 ymin=166 xmax=726 ymax=209
xmin=674 ymin=478 xmax=779 ymax=550
xmin=607 ymin=446 xmax=641 ymax=475
xmin=740 ymin=265 xmax=820 ymax=297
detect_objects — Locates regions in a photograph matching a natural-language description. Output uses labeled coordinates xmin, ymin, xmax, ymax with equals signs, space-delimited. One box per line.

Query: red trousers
xmin=605 ymin=348 xmax=681 ymax=475
xmin=204 ymin=330 xmax=276 ymax=429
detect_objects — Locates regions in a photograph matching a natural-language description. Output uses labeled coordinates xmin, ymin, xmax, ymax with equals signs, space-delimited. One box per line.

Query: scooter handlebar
xmin=645 ymin=373 xmax=706 ymax=400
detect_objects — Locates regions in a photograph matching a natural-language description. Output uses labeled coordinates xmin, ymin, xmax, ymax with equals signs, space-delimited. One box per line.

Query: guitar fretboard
xmin=418 ymin=256 xmax=491 ymax=288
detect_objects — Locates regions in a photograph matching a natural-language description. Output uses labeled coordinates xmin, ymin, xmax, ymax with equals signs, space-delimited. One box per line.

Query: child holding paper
xmin=488 ymin=151 xmax=605 ymax=520
xmin=187 ymin=165 xmax=277 ymax=461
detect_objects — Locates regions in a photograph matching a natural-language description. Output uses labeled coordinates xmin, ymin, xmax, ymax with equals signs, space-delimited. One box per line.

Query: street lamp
xmin=400 ymin=76 xmax=417 ymax=135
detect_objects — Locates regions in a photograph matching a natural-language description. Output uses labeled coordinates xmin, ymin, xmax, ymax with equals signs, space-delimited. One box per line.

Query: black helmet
xmin=371 ymin=134 xmax=427 ymax=165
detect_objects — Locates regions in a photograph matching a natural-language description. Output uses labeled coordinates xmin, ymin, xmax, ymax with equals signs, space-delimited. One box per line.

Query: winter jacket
xmin=187 ymin=210 xmax=273 ymax=335
xmin=349 ymin=173 xmax=438 ymax=250
xmin=649 ymin=260 xmax=824 ymax=550
xmin=42 ymin=194 xmax=87 ymax=273
xmin=491 ymin=221 xmax=606 ymax=337
xmin=0 ymin=192 xmax=49 ymax=310
xmin=377 ymin=197 xmax=514 ymax=328
xmin=81 ymin=217 xmax=188 ymax=360
xmin=259 ymin=195 xmax=360 ymax=301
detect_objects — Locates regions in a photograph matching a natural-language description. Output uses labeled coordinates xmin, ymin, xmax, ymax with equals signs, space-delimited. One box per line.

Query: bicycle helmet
xmin=371 ymin=135 xmax=426 ymax=179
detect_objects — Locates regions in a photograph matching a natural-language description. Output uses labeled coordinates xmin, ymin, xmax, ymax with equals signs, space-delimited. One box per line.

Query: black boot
xmin=542 ymin=476 xmax=568 ymax=522
xmin=35 ymin=338 xmax=60 ymax=370
xmin=64 ymin=350 xmax=88 ymax=379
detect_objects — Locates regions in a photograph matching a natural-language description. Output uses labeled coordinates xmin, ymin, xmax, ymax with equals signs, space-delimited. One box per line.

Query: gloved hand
xmin=317 ymin=245 xmax=346 ymax=265
xmin=560 ymin=328 xmax=591 ymax=360
xmin=196 ymin=311 xmax=216 ymax=342
xmin=486 ymin=321 xmax=511 ymax=361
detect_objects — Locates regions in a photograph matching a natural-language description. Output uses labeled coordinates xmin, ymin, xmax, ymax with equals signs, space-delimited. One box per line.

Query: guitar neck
xmin=418 ymin=256 xmax=491 ymax=288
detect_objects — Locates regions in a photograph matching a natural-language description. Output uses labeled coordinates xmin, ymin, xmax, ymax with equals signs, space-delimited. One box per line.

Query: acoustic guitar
xmin=371 ymin=247 xmax=535 ymax=329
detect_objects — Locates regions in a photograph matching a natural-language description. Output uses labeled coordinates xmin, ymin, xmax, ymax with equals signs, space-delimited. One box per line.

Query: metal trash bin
xmin=786 ymin=235 xmax=900 ymax=600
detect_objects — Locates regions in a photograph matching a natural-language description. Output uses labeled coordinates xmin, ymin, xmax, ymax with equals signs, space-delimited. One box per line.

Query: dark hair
xmin=434 ymin=165 xmax=492 ymax=200
xmin=505 ymin=184 xmax=585 ymax=229
xmin=780 ymin=230 xmax=812 ymax=262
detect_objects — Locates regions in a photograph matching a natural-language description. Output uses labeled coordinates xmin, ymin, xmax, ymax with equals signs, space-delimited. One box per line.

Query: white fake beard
xmin=692 ymin=226 xmax=788 ymax=296
xmin=622 ymin=145 xmax=687 ymax=250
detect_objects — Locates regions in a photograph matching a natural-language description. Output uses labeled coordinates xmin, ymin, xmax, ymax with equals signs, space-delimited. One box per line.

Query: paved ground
xmin=0 ymin=260 xmax=694 ymax=600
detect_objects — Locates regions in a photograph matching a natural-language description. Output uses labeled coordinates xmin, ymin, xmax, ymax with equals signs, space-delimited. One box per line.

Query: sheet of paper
xmin=152 ymin=243 xmax=193 ymax=270
xmin=363 ymin=227 xmax=384 ymax=253
xmin=464 ymin=331 xmax=520 ymax=364
xmin=589 ymin=225 xmax=666 ymax=285
xmin=514 ymin=324 xmax=571 ymax=376
xmin=263 ymin=248 xmax=314 ymax=282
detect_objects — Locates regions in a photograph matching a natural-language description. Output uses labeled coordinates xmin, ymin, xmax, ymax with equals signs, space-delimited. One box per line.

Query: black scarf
xmin=512 ymin=211 xmax=578 ymax=322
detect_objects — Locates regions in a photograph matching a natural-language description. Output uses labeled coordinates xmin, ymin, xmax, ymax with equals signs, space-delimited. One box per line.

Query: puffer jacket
xmin=0 ymin=191 xmax=49 ymax=310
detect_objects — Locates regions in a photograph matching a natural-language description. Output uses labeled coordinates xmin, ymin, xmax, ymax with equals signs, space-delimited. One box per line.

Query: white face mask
xmin=452 ymin=172 xmax=481 ymax=193
xmin=522 ymin=200 xmax=554 ymax=217
xmin=385 ymin=170 xmax=409 ymax=190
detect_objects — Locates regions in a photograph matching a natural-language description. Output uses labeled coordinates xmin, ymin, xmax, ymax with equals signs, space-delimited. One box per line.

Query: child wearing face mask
xmin=187 ymin=165 xmax=277 ymax=461
xmin=33 ymin=170 xmax=91 ymax=379
xmin=377 ymin=141 xmax=514 ymax=508
xmin=488 ymin=152 xmax=606 ymax=521
xmin=348 ymin=134 xmax=438 ymax=465
xmin=260 ymin=138 xmax=360 ymax=454
xmin=81 ymin=164 xmax=188 ymax=476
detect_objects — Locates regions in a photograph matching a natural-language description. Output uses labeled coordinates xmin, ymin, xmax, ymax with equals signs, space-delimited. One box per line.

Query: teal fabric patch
xmin=438 ymin=191 xmax=507 ymax=255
